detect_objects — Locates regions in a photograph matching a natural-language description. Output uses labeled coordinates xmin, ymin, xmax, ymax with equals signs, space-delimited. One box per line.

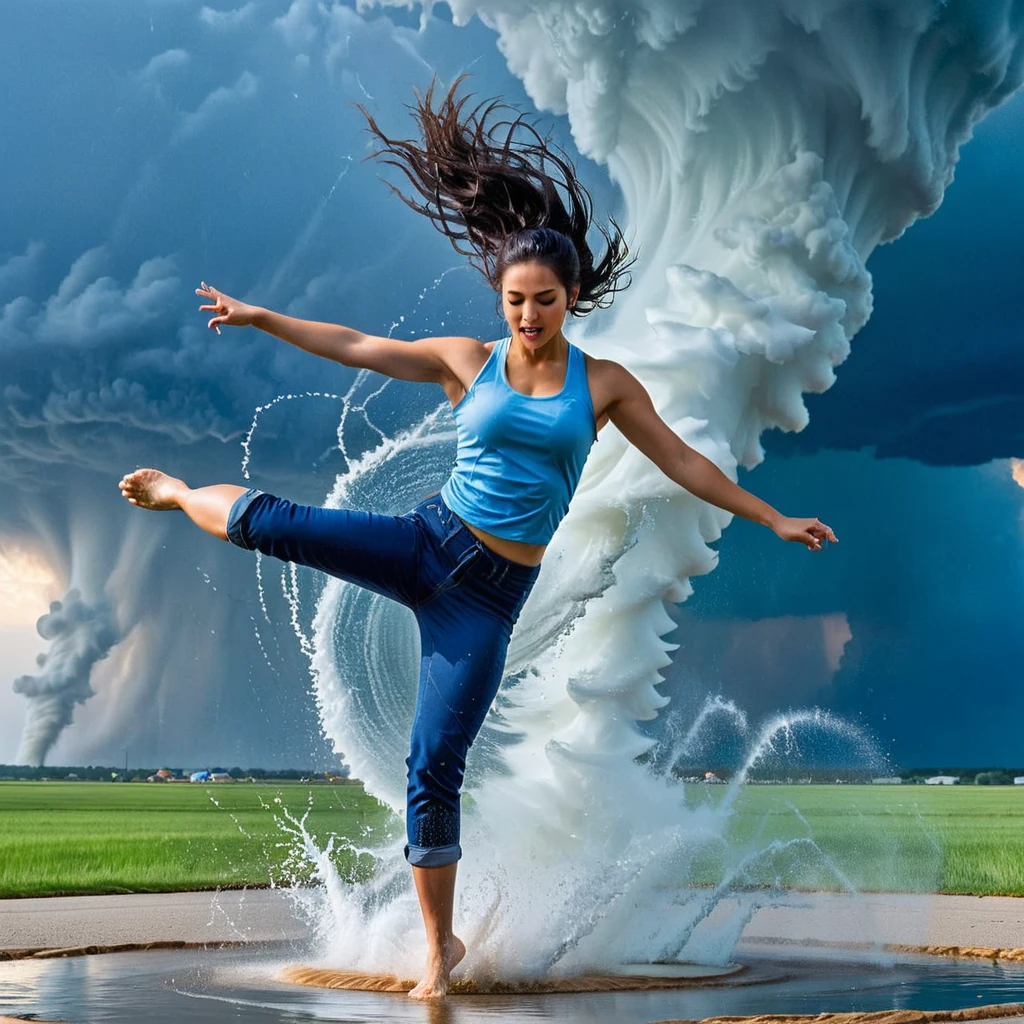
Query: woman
xmin=119 ymin=82 xmax=836 ymax=998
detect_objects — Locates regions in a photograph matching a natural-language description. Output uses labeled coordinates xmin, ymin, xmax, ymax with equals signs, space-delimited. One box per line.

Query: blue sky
xmin=0 ymin=1 xmax=1022 ymax=769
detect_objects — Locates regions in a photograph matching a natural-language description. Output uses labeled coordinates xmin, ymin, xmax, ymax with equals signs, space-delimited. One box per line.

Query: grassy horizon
xmin=0 ymin=781 xmax=396 ymax=899
xmin=0 ymin=782 xmax=1022 ymax=899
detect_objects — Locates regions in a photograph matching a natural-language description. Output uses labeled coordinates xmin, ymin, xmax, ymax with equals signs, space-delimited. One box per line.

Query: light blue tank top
xmin=440 ymin=337 xmax=597 ymax=545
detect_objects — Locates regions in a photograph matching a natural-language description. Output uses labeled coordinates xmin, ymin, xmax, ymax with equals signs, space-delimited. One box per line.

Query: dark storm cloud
xmin=0 ymin=0 xmax=526 ymax=766
xmin=765 ymin=95 xmax=1024 ymax=467
xmin=0 ymin=2 xmax=520 ymax=490
xmin=0 ymin=0 xmax=616 ymax=768
xmin=2 ymin=0 xmax=1020 ymax=771
xmin=661 ymin=449 xmax=1024 ymax=766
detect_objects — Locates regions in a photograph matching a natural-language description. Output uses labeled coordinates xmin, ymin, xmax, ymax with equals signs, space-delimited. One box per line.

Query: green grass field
xmin=0 ymin=781 xmax=395 ymax=899
xmin=709 ymin=785 xmax=1024 ymax=896
xmin=1 ymin=782 xmax=1021 ymax=899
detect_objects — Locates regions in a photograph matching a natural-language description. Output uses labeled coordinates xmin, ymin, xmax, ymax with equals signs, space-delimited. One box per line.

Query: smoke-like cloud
xmin=173 ymin=71 xmax=260 ymax=142
xmin=273 ymin=0 xmax=319 ymax=50
xmin=0 ymin=242 xmax=45 ymax=299
xmin=37 ymin=250 xmax=180 ymax=347
xmin=199 ymin=3 xmax=258 ymax=30
xmin=13 ymin=590 xmax=121 ymax=765
xmin=137 ymin=48 xmax=191 ymax=84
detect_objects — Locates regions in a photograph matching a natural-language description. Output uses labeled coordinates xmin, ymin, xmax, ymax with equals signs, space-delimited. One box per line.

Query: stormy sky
xmin=1 ymin=1 xmax=1021 ymax=771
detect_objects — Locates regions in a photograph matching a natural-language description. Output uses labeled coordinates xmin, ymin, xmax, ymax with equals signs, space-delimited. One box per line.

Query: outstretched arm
xmin=602 ymin=363 xmax=838 ymax=551
xmin=196 ymin=282 xmax=476 ymax=386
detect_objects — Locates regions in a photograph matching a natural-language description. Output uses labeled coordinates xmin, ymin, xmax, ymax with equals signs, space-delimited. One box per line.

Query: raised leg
xmin=119 ymin=468 xmax=244 ymax=540
xmin=408 ymin=862 xmax=466 ymax=1000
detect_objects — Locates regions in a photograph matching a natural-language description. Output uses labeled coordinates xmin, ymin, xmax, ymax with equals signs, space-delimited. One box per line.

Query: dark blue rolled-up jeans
xmin=226 ymin=489 xmax=539 ymax=868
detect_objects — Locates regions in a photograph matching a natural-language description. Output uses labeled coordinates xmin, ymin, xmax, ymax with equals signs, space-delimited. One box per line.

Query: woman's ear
xmin=569 ymin=285 xmax=581 ymax=308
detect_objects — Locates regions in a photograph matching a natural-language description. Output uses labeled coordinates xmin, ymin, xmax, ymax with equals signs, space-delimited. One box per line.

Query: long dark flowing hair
xmin=358 ymin=77 xmax=633 ymax=317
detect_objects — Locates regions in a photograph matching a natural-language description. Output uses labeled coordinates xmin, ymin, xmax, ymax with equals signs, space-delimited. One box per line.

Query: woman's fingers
xmin=813 ymin=521 xmax=838 ymax=544
xmin=197 ymin=282 xmax=224 ymax=333
xmin=778 ymin=515 xmax=838 ymax=551
xmin=805 ymin=519 xmax=838 ymax=551
xmin=198 ymin=281 xmax=232 ymax=330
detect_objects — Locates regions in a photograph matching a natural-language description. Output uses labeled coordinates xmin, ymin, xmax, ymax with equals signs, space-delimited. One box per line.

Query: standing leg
xmin=119 ymin=468 xmax=243 ymax=540
xmin=405 ymin=594 xmax=515 ymax=999
xmin=408 ymin=863 xmax=465 ymax=1000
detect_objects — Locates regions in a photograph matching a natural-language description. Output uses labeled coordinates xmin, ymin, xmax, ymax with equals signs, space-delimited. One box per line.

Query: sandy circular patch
xmin=281 ymin=961 xmax=744 ymax=994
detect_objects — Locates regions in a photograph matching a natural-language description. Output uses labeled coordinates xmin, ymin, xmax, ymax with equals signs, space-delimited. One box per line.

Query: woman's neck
xmin=509 ymin=332 xmax=569 ymax=366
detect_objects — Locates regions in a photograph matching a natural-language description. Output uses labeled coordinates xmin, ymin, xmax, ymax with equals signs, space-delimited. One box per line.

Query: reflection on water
xmin=2 ymin=947 xmax=1024 ymax=1024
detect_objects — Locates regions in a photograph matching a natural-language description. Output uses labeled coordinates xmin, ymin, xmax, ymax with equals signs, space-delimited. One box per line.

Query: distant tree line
xmin=3 ymin=763 xmax=1022 ymax=786
xmin=662 ymin=764 xmax=1024 ymax=785
xmin=0 ymin=764 xmax=356 ymax=783
xmin=900 ymin=768 xmax=1024 ymax=786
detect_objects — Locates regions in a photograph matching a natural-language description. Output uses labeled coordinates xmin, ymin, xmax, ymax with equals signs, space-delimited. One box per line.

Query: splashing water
xmin=242 ymin=0 xmax=1024 ymax=983
xmin=241 ymin=393 xmax=348 ymax=482
xmin=655 ymin=695 xmax=750 ymax=774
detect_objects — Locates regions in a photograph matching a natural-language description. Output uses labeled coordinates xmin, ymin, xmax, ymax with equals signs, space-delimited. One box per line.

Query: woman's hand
xmin=772 ymin=515 xmax=838 ymax=551
xmin=196 ymin=282 xmax=260 ymax=334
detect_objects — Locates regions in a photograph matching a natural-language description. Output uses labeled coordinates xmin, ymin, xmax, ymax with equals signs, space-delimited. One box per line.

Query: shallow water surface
xmin=2 ymin=946 xmax=1023 ymax=1023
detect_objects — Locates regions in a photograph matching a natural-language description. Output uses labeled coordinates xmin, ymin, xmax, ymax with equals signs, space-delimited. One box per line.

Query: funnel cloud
xmin=14 ymin=590 xmax=120 ymax=766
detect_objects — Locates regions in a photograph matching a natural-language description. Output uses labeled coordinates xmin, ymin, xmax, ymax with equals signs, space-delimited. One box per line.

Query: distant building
xmin=872 ymin=777 xmax=903 ymax=785
xmin=155 ymin=769 xmax=175 ymax=780
xmin=1014 ymin=777 xmax=1024 ymax=786
xmin=210 ymin=772 xmax=233 ymax=783
xmin=925 ymin=776 xmax=960 ymax=785
xmin=190 ymin=770 xmax=210 ymax=783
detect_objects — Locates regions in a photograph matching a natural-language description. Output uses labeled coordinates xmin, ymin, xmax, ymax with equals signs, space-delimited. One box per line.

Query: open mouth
xmin=520 ymin=327 xmax=542 ymax=340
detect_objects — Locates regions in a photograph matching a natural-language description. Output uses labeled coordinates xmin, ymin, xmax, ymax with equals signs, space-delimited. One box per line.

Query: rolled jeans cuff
xmin=405 ymin=843 xmax=462 ymax=868
xmin=226 ymin=488 xmax=264 ymax=549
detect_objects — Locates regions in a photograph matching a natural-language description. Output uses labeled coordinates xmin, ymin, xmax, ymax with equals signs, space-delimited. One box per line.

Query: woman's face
xmin=500 ymin=260 xmax=580 ymax=351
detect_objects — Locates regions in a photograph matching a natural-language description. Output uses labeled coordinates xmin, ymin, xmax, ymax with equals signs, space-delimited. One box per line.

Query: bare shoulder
xmin=435 ymin=335 xmax=492 ymax=373
xmin=584 ymin=353 xmax=643 ymax=405
xmin=582 ymin=355 xmax=645 ymax=427
xmin=584 ymin=355 xmax=636 ymax=387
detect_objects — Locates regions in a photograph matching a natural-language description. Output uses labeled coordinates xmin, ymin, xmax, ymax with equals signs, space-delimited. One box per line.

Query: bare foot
xmin=119 ymin=468 xmax=188 ymax=511
xmin=408 ymin=935 xmax=466 ymax=1000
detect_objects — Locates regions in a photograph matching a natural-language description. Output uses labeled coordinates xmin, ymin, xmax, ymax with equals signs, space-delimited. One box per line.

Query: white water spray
xmin=256 ymin=0 xmax=1024 ymax=980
